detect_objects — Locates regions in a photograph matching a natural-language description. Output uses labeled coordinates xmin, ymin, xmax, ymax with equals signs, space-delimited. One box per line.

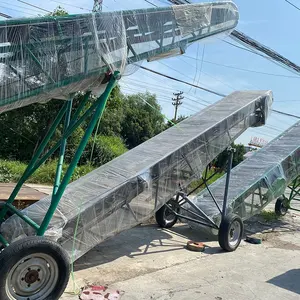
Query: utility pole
xmin=93 ymin=0 xmax=103 ymax=12
xmin=172 ymin=91 xmax=184 ymax=121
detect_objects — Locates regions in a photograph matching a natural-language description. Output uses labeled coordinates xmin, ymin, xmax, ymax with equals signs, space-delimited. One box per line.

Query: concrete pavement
xmin=61 ymin=208 xmax=300 ymax=300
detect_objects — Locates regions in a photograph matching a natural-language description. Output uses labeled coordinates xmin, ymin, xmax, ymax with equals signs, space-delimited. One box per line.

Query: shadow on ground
xmin=244 ymin=213 xmax=300 ymax=235
xmin=74 ymin=223 xmax=221 ymax=272
xmin=267 ymin=269 xmax=300 ymax=295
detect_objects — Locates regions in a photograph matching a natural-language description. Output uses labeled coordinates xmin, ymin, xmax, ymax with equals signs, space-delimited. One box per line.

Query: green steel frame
xmin=0 ymin=2 xmax=239 ymax=110
xmin=0 ymin=71 xmax=120 ymax=247
xmin=284 ymin=175 xmax=300 ymax=212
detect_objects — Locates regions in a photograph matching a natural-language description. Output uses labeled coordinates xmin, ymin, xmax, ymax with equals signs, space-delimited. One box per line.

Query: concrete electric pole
xmin=172 ymin=91 xmax=184 ymax=121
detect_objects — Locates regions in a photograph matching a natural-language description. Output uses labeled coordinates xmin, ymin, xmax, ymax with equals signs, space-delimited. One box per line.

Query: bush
xmin=0 ymin=159 xmax=96 ymax=184
xmin=0 ymin=160 xmax=27 ymax=182
xmin=0 ymin=136 xmax=127 ymax=184
xmin=188 ymin=169 xmax=224 ymax=194
xmin=81 ymin=135 xmax=128 ymax=166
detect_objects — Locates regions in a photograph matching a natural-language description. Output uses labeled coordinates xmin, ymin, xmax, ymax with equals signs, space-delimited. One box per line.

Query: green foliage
xmin=97 ymin=85 xmax=126 ymax=136
xmin=232 ymin=144 xmax=246 ymax=167
xmin=48 ymin=6 xmax=68 ymax=16
xmin=71 ymin=164 xmax=95 ymax=181
xmin=0 ymin=160 xmax=95 ymax=184
xmin=0 ymin=74 xmax=166 ymax=183
xmin=0 ymin=165 xmax=13 ymax=183
xmin=165 ymin=115 xmax=187 ymax=129
xmin=213 ymin=143 xmax=246 ymax=170
xmin=81 ymin=135 xmax=128 ymax=167
xmin=188 ymin=170 xmax=224 ymax=194
xmin=260 ymin=210 xmax=280 ymax=222
xmin=121 ymin=92 xmax=165 ymax=149
xmin=0 ymin=160 xmax=26 ymax=182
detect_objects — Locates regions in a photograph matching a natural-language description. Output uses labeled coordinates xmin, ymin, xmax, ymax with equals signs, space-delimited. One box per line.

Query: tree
xmin=0 ymin=5 xmax=166 ymax=166
xmin=165 ymin=115 xmax=187 ymax=129
xmin=48 ymin=6 xmax=68 ymax=16
xmin=97 ymin=85 xmax=126 ymax=136
xmin=213 ymin=143 xmax=246 ymax=170
xmin=120 ymin=92 xmax=165 ymax=149
xmin=80 ymin=135 xmax=127 ymax=167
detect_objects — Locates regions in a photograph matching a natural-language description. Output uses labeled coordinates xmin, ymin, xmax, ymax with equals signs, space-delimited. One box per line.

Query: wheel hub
xmin=228 ymin=220 xmax=241 ymax=247
xmin=6 ymin=253 xmax=59 ymax=300
xmin=25 ymin=270 xmax=40 ymax=285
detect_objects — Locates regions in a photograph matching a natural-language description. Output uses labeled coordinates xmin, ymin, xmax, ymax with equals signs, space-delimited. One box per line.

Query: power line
xmin=0 ymin=5 xmax=36 ymax=16
xmin=144 ymin=0 xmax=158 ymax=7
xmin=17 ymin=0 xmax=51 ymax=13
xmin=137 ymin=66 xmax=299 ymax=120
xmin=49 ymin=0 xmax=92 ymax=12
xmin=230 ymin=30 xmax=300 ymax=76
xmin=125 ymin=75 xmax=212 ymax=105
xmin=276 ymin=100 xmax=300 ymax=102
xmin=2 ymin=1 xmax=45 ymax=14
xmin=272 ymin=109 xmax=300 ymax=119
xmin=183 ymin=55 xmax=300 ymax=79
xmin=122 ymin=81 xmax=207 ymax=107
xmin=284 ymin=0 xmax=300 ymax=11
xmin=157 ymin=60 xmax=225 ymax=96
xmin=139 ymin=65 xmax=226 ymax=97
xmin=178 ymin=56 xmax=236 ymax=90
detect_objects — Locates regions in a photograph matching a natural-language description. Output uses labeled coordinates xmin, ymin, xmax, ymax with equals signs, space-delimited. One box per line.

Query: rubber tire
xmin=156 ymin=201 xmax=178 ymax=229
xmin=218 ymin=213 xmax=244 ymax=252
xmin=275 ymin=197 xmax=288 ymax=216
xmin=0 ymin=236 xmax=70 ymax=300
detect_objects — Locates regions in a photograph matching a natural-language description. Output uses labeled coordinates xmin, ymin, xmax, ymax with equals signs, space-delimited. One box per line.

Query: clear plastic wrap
xmin=1 ymin=90 xmax=273 ymax=260
xmin=187 ymin=120 xmax=300 ymax=228
xmin=0 ymin=2 xmax=239 ymax=113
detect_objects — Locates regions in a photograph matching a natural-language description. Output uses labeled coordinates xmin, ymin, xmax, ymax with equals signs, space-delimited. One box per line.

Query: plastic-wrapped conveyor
xmin=186 ymin=120 xmax=300 ymax=227
xmin=0 ymin=2 xmax=238 ymax=113
xmin=1 ymin=90 xmax=273 ymax=260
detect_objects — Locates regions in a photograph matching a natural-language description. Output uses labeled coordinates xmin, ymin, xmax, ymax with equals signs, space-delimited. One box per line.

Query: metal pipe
xmin=6 ymin=203 xmax=40 ymax=231
xmin=177 ymin=192 xmax=217 ymax=228
xmin=0 ymin=102 xmax=68 ymax=222
xmin=222 ymin=147 xmax=234 ymax=219
xmin=37 ymin=71 xmax=119 ymax=236
xmin=53 ymin=98 xmax=73 ymax=195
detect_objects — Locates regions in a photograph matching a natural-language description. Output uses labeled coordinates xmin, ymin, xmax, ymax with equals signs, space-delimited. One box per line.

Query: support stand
xmin=0 ymin=71 xmax=120 ymax=247
xmin=156 ymin=146 xmax=243 ymax=252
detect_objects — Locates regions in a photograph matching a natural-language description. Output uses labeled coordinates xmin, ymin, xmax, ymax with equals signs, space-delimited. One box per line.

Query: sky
xmin=1 ymin=0 xmax=300 ymax=145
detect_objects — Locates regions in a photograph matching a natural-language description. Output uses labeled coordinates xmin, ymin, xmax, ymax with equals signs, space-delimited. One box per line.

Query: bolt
xmin=37 ymin=279 xmax=40 ymax=282
xmin=37 ymin=269 xmax=40 ymax=272
xmin=28 ymin=268 xmax=31 ymax=271
xmin=21 ymin=278 xmax=24 ymax=281
xmin=27 ymin=284 xmax=31 ymax=287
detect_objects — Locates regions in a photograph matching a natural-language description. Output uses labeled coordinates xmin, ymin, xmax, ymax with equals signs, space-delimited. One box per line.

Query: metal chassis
xmin=165 ymin=147 xmax=236 ymax=231
xmin=0 ymin=71 xmax=120 ymax=247
xmin=284 ymin=175 xmax=300 ymax=212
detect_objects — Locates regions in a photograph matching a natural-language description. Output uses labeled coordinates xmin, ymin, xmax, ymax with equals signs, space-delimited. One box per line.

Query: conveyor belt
xmin=188 ymin=120 xmax=300 ymax=226
xmin=1 ymin=90 xmax=272 ymax=260
xmin=0 ymin=2 xmax=238 ymax=113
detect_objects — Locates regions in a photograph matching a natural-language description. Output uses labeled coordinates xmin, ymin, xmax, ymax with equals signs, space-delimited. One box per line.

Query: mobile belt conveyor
xmin=0 ymin=2 xmax=272 ymax=300
xmin=158 ymin=121 xmax=300 ymax=251
xmin=1 ymin=90 xmax=272 ymax=259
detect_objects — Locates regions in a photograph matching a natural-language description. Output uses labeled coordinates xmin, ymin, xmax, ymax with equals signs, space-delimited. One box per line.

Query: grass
xmin=260 ymin=210 xmax=280 ymax=222
xmin=0 ymin=159 xmax=95 ymax=185
xmin=188 ymin=169 xmax=224 ymax=194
